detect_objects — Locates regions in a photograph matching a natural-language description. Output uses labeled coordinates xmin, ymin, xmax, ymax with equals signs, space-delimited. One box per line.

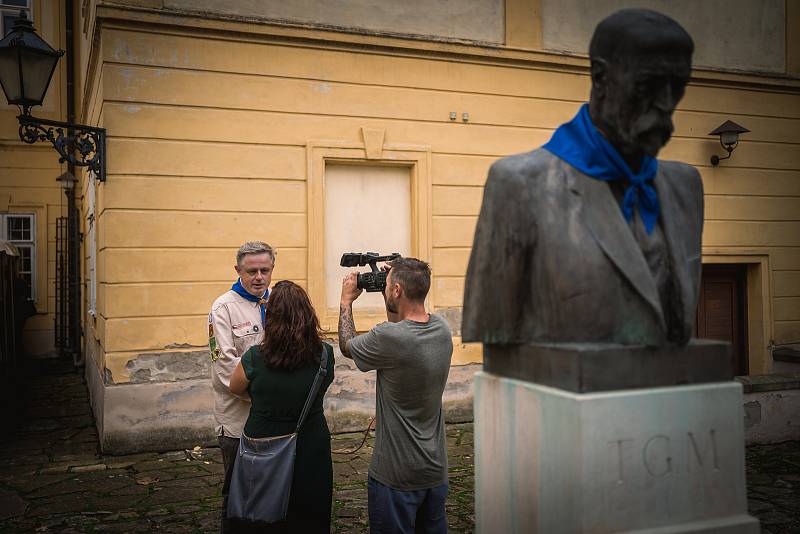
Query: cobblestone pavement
xmin=0 ymin=358 xmax=473 ymax=533
xmin=746 ymin=443 xmax=800 ymax=534
xmin=0 ymin=358 xmax=797 ymax=533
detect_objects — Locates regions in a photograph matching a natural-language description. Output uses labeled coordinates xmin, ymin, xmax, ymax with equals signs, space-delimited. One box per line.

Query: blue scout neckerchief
xmin=231 ymin=279 xmax=269 ymax=328
xmin=543 ymin=103 xmax=660 ymax=234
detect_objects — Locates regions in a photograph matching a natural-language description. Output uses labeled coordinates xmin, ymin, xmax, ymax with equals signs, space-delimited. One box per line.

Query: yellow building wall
xmin=80 ymin=2 xmax=800 ymax=383
xmin=0 ymin=0 xmax=71 ymax=355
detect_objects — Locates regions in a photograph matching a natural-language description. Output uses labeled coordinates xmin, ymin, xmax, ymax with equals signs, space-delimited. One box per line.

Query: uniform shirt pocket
xmin=232 ymin=325 xmax=259 ymax=355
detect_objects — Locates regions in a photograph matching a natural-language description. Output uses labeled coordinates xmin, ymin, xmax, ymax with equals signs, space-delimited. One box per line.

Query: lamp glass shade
xmin=57 ymin=172 xmax=76 ymax=191
xmin=0 ymin=14 xmax=62 ymax=107
xmin=19 ymin=45 xmax=59 ymax=104
xmin=720 ymin=131 xmax=739 ymax=147
xmin=0 ymin=42 xmax=21 ymax=101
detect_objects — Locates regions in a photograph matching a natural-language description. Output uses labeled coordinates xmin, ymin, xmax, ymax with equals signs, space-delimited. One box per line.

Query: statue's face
xmin=593 ymin=53 xmax=691 ymax=160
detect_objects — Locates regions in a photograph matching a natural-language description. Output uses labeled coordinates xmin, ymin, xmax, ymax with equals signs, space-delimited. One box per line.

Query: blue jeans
xmin=367 ymin=476 xmax=448 ymax=534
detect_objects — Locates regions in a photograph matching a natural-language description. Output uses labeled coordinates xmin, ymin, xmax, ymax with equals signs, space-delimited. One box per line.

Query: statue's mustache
xmin=630 ymin=114 xmax=673 ymax=148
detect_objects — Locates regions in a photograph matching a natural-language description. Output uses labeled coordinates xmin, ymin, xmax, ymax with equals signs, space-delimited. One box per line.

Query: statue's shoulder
xmin=488 ymin=149 xmax=557 ymax=186
xmin=657 ymin=159 xmax=703 ymax=195
xmin=658 ymin=159 xmax=700 ymax=182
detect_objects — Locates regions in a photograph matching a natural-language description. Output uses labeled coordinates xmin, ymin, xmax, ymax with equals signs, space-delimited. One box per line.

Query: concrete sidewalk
xmin=0 ymin=357 xmax=797 ymax=533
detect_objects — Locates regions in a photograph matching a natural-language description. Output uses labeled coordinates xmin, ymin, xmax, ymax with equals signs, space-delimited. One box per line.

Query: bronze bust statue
xmin=463 ymin=9 xmax=702 ymax=348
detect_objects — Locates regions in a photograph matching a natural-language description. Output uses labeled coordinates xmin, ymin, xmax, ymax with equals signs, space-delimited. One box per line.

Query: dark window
xmin=1 ymin=213 xmax=36 ymax=301
xmin=1 ymin=0 xmax=30 ymax=37
xmin=15 ymin=244 xmax=33 ymax=299
xmin=6 ymin=214 xmax=32 ymax=241
xmin=2 ymin=11 xmax=19 ymax=36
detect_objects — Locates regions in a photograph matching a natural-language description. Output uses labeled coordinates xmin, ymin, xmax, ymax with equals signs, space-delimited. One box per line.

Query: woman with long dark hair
xmin=229 ymin=280 xmax=334 ymax=533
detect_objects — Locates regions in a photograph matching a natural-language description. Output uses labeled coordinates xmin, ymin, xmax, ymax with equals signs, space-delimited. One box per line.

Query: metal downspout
xmin=66 ymin=0 xmax=83 ymax=367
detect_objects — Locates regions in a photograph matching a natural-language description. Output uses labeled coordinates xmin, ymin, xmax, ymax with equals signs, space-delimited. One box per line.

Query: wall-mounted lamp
xmin=708 ymin=120 xmax=749 ymax=166
xmin=0 ymin=12 xmax=106 ymax=181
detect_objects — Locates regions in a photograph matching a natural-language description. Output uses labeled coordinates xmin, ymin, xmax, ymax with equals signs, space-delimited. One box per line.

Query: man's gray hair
xmin=236 ymin=241 xmax=276 ymax=265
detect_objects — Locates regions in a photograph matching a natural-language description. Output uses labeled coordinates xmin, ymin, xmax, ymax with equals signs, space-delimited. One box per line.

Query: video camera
xmin=340 ymin=252 xmax=401 ymax=292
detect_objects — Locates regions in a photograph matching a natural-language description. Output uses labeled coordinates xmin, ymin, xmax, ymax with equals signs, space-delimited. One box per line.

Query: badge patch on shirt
xmin=208 ymin=322 xmax=220 ymax=362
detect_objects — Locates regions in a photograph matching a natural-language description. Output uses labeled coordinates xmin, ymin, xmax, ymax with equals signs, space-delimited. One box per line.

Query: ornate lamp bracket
xmin=18 ymin=113 xmax=106 ymax=182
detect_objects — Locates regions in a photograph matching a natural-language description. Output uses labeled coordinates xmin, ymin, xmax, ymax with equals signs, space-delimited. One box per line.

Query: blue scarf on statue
xmin=231 ymin=279 xmax=269 ymax=328
xmin=543 ymin=104 xmax=660 ymax=234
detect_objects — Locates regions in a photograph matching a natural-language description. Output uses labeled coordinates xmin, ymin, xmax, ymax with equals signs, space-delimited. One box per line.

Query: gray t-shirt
xmin=348 ymin=314 xmax=453 ymax=490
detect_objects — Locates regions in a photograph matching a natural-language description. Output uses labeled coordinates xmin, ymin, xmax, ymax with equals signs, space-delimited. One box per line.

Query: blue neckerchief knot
xmin=231 ymin=279 xmax=269 ymax=328
xmin=543 ymin=104 xmax=660 ymax=234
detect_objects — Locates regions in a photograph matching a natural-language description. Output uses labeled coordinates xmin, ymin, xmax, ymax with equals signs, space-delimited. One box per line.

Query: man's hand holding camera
xmin=338 ymin=253 xmax=396 ymax=358
xmin=340 ymin=272 xmax=363 ymax=307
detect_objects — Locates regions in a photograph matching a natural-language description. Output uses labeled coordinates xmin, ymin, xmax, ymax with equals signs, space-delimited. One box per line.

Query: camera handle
xmin=366 ymin=253 xmax=401 ymax=272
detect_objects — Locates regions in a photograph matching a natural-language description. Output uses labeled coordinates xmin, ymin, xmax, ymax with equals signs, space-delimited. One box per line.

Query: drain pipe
xmin=65 ymin=0 xmax=84 ymax=368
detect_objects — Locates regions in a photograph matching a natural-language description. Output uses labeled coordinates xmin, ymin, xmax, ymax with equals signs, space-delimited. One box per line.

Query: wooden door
xmin=695 ymin=264 xmax=748 ymax=375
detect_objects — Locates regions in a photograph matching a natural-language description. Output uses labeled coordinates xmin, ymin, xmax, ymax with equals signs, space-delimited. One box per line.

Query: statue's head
xmin=588 ymin=9 xmax=693 ymax=165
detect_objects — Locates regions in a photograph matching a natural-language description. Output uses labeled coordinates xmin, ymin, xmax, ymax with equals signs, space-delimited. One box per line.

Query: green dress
xmin=241 ymin=343 xmax=335 ymax=532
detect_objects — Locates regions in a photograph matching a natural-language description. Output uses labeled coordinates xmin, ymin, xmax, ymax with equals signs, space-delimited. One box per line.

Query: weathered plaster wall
xmin=122 ymin=350 xmax=209 ymax=383
xmin=101 ymin=377 xmax=215 ymax=454
xmin=163 ymin=0 xmax=505 ymax=44
xmin=743 ymin=388 xmax=800 ymax=444
xmin=94 ymin=345 xmax=478 ymax=454
xmin=540 ymin=0 xmax=787 ymax=74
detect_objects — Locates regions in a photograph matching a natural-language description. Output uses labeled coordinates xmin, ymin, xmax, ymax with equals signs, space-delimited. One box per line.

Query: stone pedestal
xmin=474 ymin=342 xmax=759 ymax=533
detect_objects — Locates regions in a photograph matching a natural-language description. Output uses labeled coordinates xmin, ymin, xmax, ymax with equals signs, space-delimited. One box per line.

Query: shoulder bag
xmin=227 ymin=347 xmax=329 ymax=523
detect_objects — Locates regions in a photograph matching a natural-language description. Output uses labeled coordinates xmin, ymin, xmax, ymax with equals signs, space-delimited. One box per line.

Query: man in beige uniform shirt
xmin=208 ymin=241 xmax=275 ymax=532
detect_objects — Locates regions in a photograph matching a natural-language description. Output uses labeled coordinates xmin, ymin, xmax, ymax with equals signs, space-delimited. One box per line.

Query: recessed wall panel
xmin=324 ymin=164 xmax=412 ymax=312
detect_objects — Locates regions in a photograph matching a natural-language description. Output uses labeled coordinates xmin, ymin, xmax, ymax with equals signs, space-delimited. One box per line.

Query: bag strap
xmin=295 ymin=346 xmax=329 ymax=433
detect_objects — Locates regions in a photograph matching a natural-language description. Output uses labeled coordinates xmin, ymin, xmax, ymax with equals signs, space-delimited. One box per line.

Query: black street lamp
xmin=0 ymin=11 xmax=106 ymax=181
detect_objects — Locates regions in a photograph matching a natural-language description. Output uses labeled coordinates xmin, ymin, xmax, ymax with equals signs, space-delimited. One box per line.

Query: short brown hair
xmin=388 ymin=257 xmax=431 ymax=302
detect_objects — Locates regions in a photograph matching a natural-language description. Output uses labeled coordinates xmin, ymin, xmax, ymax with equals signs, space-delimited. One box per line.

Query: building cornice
xmin=91 ymin=3 xmax=800 ymax=95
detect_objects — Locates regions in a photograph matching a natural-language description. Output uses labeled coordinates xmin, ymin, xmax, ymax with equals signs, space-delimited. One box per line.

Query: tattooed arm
xmin=339 ymin=272 xmax=362 ymax=358
xmin=339 ymin=302 xmax=357 ymax=358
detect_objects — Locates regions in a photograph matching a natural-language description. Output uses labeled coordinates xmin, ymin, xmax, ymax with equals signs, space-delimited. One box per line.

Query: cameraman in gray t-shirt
xmin=339 ymin=257 xmax=453 ymax=534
